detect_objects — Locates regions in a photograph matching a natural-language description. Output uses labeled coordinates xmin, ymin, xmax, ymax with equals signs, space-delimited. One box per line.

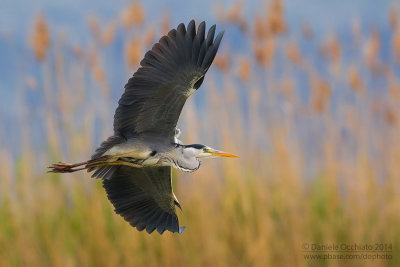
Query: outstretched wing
xmin=102 ymin=166 xmax=184 ymax=234
xmin=114 ymin=20 xmax=224 ymax=139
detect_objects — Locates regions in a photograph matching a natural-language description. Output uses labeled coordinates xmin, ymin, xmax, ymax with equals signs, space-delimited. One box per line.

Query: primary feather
xmin=113 ymin=20 xmax=224 ymax=139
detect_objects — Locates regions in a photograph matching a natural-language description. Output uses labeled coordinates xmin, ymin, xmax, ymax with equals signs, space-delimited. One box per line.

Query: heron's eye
xmin=203 ymin=148 xmax=210 ymax=153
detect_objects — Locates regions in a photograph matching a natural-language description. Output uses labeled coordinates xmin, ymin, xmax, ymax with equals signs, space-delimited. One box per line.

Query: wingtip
xmin=177 ymin=23 xmax=186 ymax=34
xmin=146 ymin=226 xmax=156 ymax=234
xmin=210 ymin=24 xmax=216 ymax=31
xmin=216 ymin=30 xmax=225 ymax=40
xmin=198 ymin=21 xmax=206 ymax=33
xmin=157 ymin=226 xmax=166 ymax=234
xmin=213 ymin=30 xmax=224 ymax=48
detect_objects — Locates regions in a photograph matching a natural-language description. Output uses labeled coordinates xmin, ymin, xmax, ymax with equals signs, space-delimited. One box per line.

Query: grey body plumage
xmin=49 ymin=20 xmax=237 ymax=234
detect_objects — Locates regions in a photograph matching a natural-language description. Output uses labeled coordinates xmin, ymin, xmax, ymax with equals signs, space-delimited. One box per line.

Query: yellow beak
xmin=210 ymin=150 xmax=239 ymax=158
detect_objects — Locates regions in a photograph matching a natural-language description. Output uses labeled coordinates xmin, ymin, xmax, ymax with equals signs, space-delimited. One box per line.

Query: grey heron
xmin=49 ymin=20 xmax=238 ymax=234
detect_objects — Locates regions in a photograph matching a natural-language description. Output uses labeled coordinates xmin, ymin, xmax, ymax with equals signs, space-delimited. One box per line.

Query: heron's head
xmin=183 ymin=144 xmax=239 ymax=159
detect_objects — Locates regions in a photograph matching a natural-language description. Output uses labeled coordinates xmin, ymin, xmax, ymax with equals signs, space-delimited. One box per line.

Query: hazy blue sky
xmin=0 ymin=0 xmax=395 ymax=42
xmin=0 ymin=0 xmax=397 ymax=168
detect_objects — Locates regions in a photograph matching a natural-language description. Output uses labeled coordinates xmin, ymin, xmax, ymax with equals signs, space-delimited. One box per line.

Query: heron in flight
xmin=49 ymin=20 xmax=237 ymax=234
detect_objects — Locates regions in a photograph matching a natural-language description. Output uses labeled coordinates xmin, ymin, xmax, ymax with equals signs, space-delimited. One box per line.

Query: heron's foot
xmin=48 ymin=155 xmax=113 ymax=173
xmin=48 ymin=162 xmax=84 ymax=173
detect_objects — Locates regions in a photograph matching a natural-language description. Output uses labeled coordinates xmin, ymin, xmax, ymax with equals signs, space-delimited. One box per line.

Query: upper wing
xmin=114 ymin=20 xmax=224 ymax=139
xmin=102 ymin=166 xmax=184 ymax=234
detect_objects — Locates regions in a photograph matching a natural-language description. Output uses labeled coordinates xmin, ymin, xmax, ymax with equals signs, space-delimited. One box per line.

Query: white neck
xmin=170 ymin=146 xmax=201 ymax=172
